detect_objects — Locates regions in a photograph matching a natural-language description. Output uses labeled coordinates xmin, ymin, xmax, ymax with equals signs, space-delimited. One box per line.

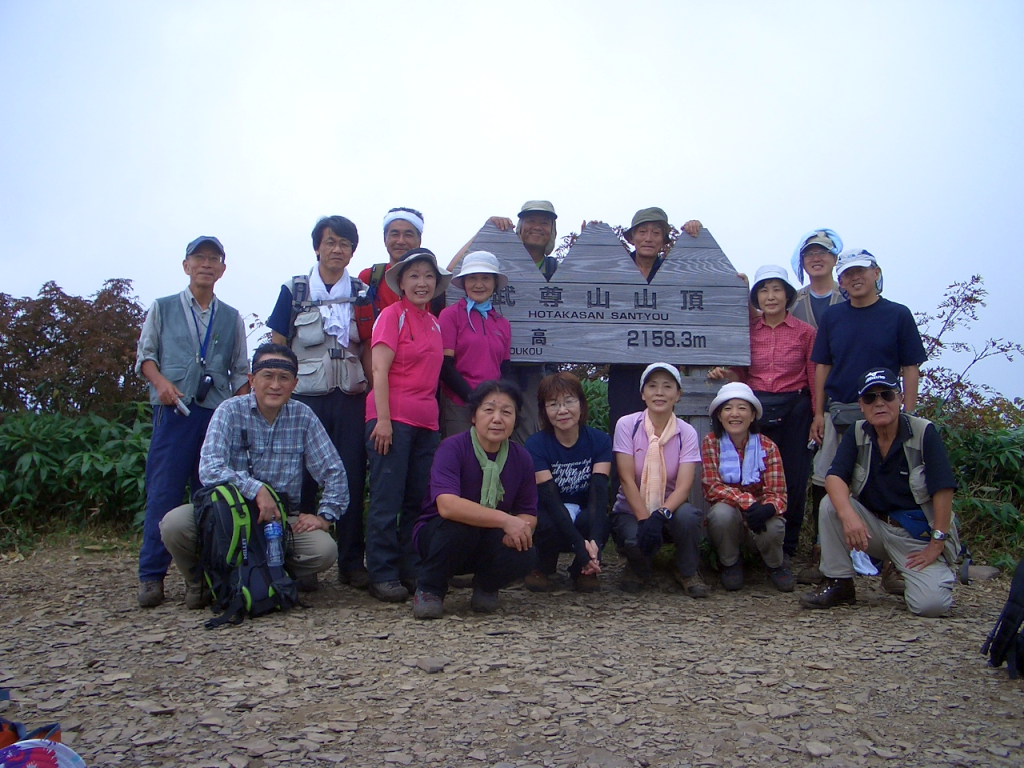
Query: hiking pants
xmin=138 ymin=404 xmax=214 ymax=582
xmin=610 ymin=502 xmax=704 ymax=578
xmin=706 ymin=502 xmax=785 ymax=570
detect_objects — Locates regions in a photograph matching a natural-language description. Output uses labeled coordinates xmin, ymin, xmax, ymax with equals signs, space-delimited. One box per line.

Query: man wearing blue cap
xmin=135 ymin=236 xmax=249 ymax=607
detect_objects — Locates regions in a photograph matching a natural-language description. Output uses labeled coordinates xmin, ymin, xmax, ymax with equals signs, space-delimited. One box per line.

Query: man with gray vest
xmin=267 ymin=215 xmax=372 ymax=589
xmin=801 ymin=368 xmax=959 ymax=617
xmin=135 ymin=235 xmax=249 ymax=607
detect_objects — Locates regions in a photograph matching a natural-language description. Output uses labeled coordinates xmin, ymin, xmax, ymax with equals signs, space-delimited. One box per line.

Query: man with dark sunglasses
xmin=801 ymin=368 xmax=959 ymax=617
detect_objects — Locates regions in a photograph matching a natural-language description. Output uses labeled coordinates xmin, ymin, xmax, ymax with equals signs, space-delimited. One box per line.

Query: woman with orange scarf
xmin=609 ymin=363 xmax=705 ymax=596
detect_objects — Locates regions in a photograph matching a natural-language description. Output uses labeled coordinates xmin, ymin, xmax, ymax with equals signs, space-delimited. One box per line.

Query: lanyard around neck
xmin=189 ymin=303 xmax=215 ymax=365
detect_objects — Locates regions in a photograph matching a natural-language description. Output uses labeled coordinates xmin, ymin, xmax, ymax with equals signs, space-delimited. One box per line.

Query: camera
xmin=195 ymin=373 xmax=214 ymax=403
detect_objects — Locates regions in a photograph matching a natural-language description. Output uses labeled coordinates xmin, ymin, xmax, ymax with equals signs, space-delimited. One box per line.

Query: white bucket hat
xmin=708 ymin=382 xmax=763 ymax=420
xmin=750 ymin=264 xmax=796 ymax=310
xmin=639 ymin=362 xmax=683 ymax=392
xmin=451 ymin=251 xmax=509 ymax=292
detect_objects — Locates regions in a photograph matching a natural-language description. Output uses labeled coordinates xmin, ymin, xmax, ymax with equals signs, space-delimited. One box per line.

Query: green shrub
xmin=0 ymin=405 xmax=151 ymax=550
xmin=941 ymin=424 xmax=1024 ymax=567
xmin=581 ymin=378 xmax=609 ymax=434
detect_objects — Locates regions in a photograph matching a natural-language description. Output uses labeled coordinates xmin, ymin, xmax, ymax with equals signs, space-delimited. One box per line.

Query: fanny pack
xmin=885 ymin=508 xmax=932 ymax=540
xmin=755 ymin=390 xmax=807 ymax=428
xmin=828 ymin=400 xmax=863 ymax=429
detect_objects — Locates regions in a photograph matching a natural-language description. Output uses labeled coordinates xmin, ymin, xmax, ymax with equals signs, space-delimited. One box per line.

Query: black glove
xmin=637 ymin=509 xmax=669 ymax=556
xmin=743 ymin=503 xmax=776 ymax=534
xmin=440 ymin=356 xmax=473 ymax=402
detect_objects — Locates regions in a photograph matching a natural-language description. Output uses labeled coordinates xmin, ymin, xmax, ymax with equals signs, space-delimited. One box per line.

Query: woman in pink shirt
xmin=365 ymin=248 xmax=452 ymax=603
xmin=438 ymin=251 xmax=512 ymax=437
xmin=708 ymin=265 xmax=815 ymax=572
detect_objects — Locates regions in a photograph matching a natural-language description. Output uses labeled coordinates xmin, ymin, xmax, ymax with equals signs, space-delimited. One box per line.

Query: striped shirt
xmin=734 ymin=314 xmax=817 ymax=414
xmin=199 ymin=393 xmax=349 ymax=520
xmin=700 ymin=432 xmax=787 ymax=514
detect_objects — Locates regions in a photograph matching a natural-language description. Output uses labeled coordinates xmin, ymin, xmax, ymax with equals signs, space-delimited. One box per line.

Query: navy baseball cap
xmin=185 ymin=236 xmax=226 ymax=259
xmin=857 ymin=368 xmax=900 ymax=398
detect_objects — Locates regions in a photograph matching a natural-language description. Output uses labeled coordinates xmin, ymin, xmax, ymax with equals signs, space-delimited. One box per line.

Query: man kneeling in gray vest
xmin=801 ymin=368 xmax=959 ymax=617
xmin=160 ymin=344 xmax=346 ymax=608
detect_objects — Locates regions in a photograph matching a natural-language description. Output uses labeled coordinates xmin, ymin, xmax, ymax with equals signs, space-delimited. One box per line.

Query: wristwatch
xmin=656 ymin=507 xmax=674 ymax=520
xmin=931 ymin=529 xmax=948 ymax=541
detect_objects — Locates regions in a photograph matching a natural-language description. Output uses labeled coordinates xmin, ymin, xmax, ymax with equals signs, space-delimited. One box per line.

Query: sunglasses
xmin=860 ymin=389 xmax=898 ymax=404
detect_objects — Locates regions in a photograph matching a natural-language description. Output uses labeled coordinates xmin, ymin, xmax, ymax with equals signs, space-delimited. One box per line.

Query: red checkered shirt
xmin=700 ymin=432 xmax=788 ymax=513
xmin=732 ymin=314 xmax=817 ymax=413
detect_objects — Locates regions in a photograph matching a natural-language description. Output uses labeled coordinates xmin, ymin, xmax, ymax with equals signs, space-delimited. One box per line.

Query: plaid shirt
xmin=199 ymin=393 xmax=349 ymax=520
xmin=700 ymin=432 xmax=787 ymax=514
xmin=733 ymin=314 xmax=817 ymax=414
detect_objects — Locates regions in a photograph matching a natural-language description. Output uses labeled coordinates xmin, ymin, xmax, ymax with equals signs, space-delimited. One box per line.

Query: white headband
xmin=382 ymin=210 xmax=424 ymax=235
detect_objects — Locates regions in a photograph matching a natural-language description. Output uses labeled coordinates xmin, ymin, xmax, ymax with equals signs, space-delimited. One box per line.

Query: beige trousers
xmin=706 ymin=502 xmax=785 ymax=569
xmin=819 ymin=496 xmax=954 ymax=617
xmin=159 ymin=503 xmax=337 ymax=583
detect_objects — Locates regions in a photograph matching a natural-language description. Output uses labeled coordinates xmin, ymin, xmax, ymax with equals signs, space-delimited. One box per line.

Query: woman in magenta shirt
xmin=365 ymin=247 xmax=451 ymax=603
xmin=438 ymin=251 xmax=512 ymax=437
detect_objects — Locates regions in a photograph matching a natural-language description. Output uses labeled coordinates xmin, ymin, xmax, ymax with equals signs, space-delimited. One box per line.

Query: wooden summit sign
xmin=447 ymin=222 xmax=751 ymax=366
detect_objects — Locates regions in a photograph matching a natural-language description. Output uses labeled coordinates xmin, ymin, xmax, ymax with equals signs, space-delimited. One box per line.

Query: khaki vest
xmin=850 ymin=414 xmax=959 ymax=563
xmin=287 ymin=275 xmax=367 ymax=397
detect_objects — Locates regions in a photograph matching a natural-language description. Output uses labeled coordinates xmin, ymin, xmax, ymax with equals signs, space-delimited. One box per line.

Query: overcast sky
xmin=2 ymin=1 xmax=1021 ymax=398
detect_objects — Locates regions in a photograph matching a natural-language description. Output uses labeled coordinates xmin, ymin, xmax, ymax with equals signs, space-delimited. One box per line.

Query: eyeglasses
xmin=545 ymin=397 xmax=580 ymax=411
xmin=188 ymin=253 xmax=224 ymax=265
xmin=860 ymin=389 xmax=898 ymax=404
xmin=322 ymin=238 xmax=353 ymax=251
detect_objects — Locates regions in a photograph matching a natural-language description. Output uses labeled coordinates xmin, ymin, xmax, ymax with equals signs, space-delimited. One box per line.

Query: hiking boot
xmin=880 ymin=560 xmax=905 ymax=596
xmin=620 ymin=565 xmax=644 ymax=594
xmin=470 ymin=588 xmax=500 ymax=613
xmin=184 ymin=580 xmax=211 ymax=610
xmin=412 ymin=589 xmax=444 ymax=620
xmin=673 ymin=569 xmax=708 ymax=599
xmin=797 ymin=544 xmax=823 ymax=585
xmin=339 ymin=566 xmax=370 ymax=590
xmin=622 ymin=544 xmax=652 ymax=579
xmin=138 ymin=580 xmax=165 ymax=608
xmin=800 ymin=577 xmax=856 ymax=609
xmin=369 ymin=580 xmax=409 ymax=603
xmin=448 ymin=574 xmax=474 ymax=589
xmin=297 ymin=574 xmax=319 ymax=593
xmin=573 ymin=573 xmax=601 ymax=593
xmin=720 ymin=561 xmax=744 ymax=591
xmin=524 ymin=570 xmax=552 ymax=593
xmin=769 ymin=565 xmax=796 ymax=593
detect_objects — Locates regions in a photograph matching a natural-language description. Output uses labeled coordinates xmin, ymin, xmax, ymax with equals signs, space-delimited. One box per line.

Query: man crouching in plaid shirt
xmin=160 ymin=343 xmax=348 ymax=608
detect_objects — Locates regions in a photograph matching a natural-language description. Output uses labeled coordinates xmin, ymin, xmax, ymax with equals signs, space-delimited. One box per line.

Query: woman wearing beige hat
xmin=364 ymin=248 xmax=452 ymax=603
xmin=438 ymin=251 xmax=513 ymax=437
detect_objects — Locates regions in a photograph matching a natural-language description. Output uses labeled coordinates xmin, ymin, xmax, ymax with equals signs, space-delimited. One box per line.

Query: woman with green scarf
xmin=411 ymin=380 xmax=539 ymax=619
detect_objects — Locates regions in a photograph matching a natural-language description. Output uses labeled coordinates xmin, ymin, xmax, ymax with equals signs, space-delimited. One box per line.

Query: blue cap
xmin=185 ymin=236 xmax=226 ymax=259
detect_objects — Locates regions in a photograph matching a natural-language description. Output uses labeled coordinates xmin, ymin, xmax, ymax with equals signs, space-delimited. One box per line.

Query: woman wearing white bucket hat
xmin=700 ymin=382 xmax=793 ymax=593
xmin=437 ymin=251 xmax=513 ymax=437
xmin=708 ymin=265 xmax=816 ymax=571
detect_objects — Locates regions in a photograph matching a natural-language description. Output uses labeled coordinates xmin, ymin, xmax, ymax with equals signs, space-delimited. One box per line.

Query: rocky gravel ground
xmin=2 ymin=548 xmax=1023 ymax=768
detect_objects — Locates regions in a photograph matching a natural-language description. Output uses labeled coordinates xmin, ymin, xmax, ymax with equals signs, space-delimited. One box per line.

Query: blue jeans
xmin=364 ymin=420 xmax=439 ymax=583
xmin=296 ymin=390 xmax=367 ymax=572
xmin=138 ymin=404 xmax=214 ymax=582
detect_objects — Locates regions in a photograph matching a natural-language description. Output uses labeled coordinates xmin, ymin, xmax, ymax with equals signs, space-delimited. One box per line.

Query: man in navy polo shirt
xmin=802 ymin=368 xmax=959 ymax=617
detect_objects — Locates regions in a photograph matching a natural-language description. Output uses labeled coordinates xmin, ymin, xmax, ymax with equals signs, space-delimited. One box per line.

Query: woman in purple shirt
xmin=412 ymin=380 xmax=539 ymax=619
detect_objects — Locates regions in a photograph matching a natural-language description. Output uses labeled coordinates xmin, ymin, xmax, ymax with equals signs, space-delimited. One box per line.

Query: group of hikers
xmin=136 ymin=201 xmax=961 ymax=622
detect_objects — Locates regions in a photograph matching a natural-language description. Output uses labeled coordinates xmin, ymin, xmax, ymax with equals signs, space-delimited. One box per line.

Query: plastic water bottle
xmin=264 ymin=521 xmax=284 ymax=567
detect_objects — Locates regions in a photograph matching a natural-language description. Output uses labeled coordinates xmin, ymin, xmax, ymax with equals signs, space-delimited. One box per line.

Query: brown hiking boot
xmin=797 ymin=544 xmax=824 ymax=585
xmin=880 ymin=560 xmax=905 ymax=595
xmin=800 ymin=577 xmax=856 ymax=609
xmin=184 ymin=580 xmax=211 ymax=610
xmin=672 ymin=567 xmax=708 ymax=598
xmin=524 ymin=570 xmax=552 ymax=593
xmin=573 ymin=573 xmax=600 ymax=593
xmin=138 ymin=580 xmax=165 ymax=608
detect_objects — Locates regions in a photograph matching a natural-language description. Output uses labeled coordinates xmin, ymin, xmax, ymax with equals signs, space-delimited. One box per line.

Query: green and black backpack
xmin=192 ymin=483 xmax=299 ymax=629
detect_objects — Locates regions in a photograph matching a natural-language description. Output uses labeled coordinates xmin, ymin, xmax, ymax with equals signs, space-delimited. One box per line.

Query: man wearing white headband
xmin=359 ymin=207 xmax=426 ymax=316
